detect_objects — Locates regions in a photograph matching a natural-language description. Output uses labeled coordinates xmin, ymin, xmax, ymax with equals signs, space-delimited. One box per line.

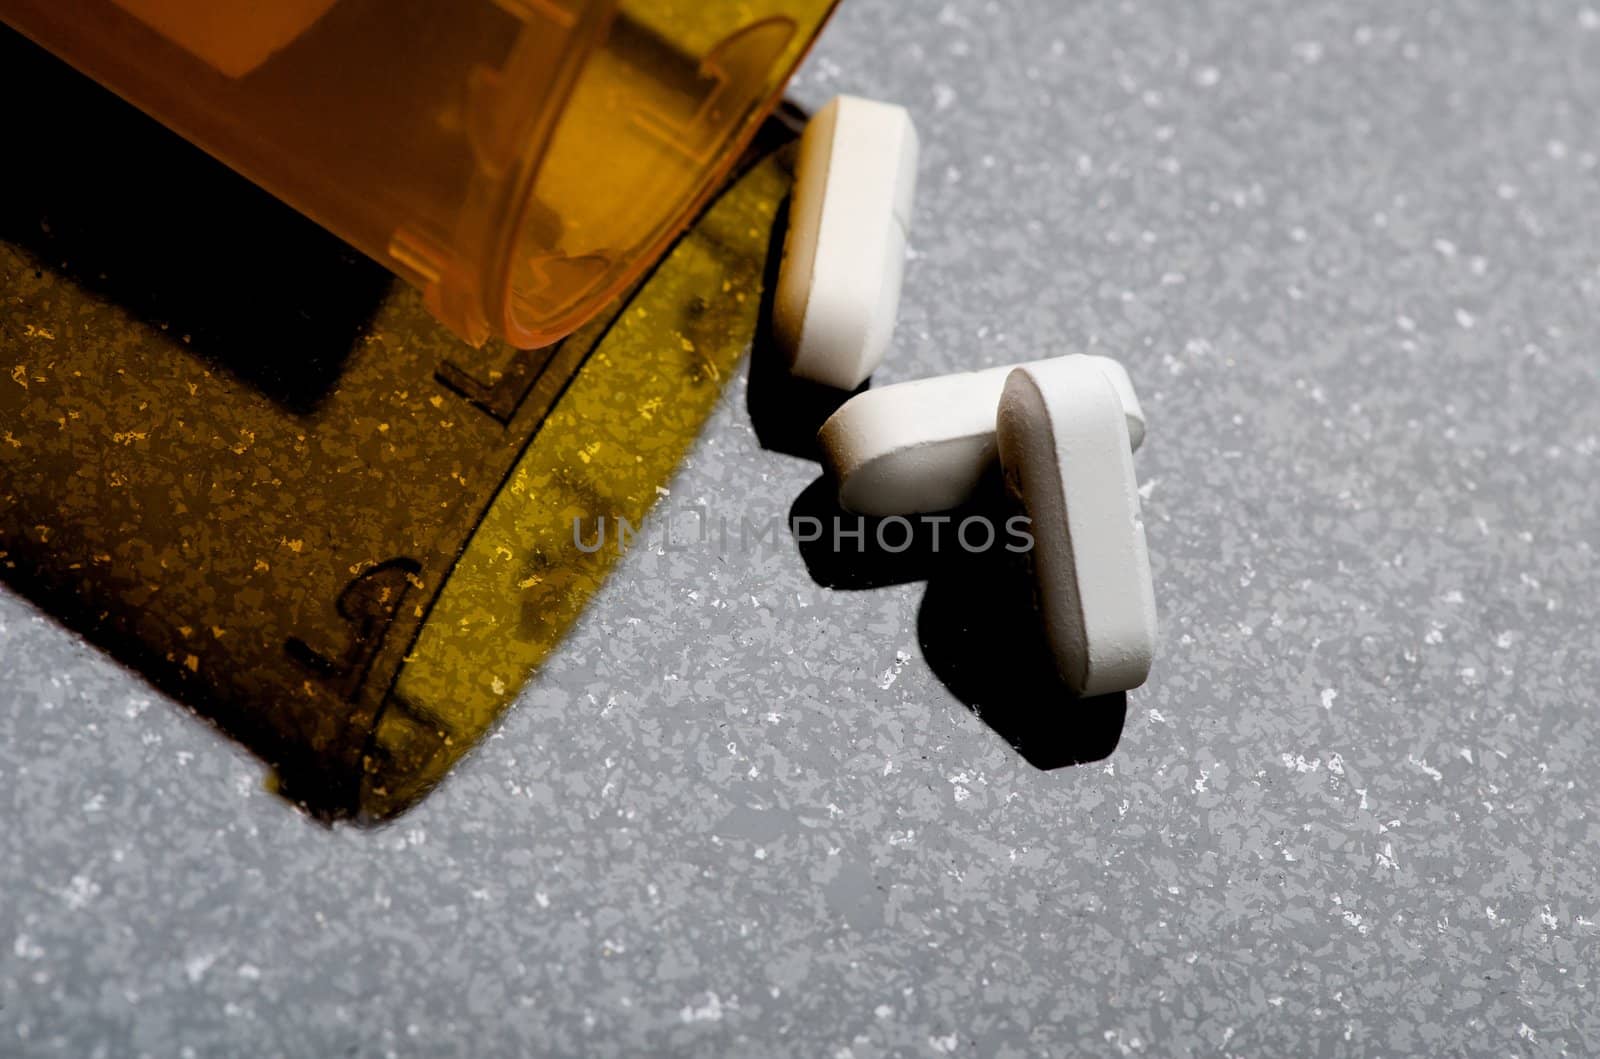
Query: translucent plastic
xmin=0 ymin=0 xmax=838 ymax=347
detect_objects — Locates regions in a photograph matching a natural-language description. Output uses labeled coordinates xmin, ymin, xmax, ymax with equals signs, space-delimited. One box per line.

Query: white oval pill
xmin=818 ymin=356 xmax=1144 ymax=516
xmin=997 ymin=356 xmax=1157 ymax=696
xmin=774 ymin=96 xmax=920 ymax=390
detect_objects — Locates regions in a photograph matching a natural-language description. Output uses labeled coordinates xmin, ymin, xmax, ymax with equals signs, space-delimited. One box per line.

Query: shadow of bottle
xmin=784 ymin=473 xmax=1127 ymax=769
xmin=0 ymin=22 xmax=805 ymax=821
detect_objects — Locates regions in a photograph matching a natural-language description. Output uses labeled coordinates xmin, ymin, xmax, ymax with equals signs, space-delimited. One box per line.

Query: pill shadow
xmin=787 ymin=475 xmax=957 ymax=589
xmin=745 ymin=196 xmax=867 ymax=461
xmin=787 ymin=473 xmax=1127 ymax=768
xmin=916 ymin=539 xmax=1127 ymax=770
xmin=0 ymin=27 xmax=391 ymax=415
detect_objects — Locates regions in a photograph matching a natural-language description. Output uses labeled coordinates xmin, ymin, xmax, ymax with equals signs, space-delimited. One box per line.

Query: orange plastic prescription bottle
xmin=0 ymin=0 xmax=838 ymax=347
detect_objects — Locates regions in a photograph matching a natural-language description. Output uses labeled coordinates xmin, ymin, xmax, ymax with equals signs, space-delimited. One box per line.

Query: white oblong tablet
xmin=997 ymin=356 xmax=1157 ymax=696
xmin=774 ymin=96 xmax=920 ymax=390
xmin=818 ymin=356 xmax=1145 ymax=516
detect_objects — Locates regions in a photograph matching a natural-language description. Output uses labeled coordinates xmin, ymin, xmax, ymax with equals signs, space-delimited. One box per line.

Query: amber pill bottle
xmin=0 ymin=0 xmax=837 ymax=347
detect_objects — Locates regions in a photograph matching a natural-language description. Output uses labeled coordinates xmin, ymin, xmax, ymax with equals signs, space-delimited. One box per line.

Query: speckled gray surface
xmin=5 ymin=0 xmax=1600 ymax=1055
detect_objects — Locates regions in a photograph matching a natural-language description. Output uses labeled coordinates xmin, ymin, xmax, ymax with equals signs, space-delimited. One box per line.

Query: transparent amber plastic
xmin=0 ymin=0 xmax=837 ymax=347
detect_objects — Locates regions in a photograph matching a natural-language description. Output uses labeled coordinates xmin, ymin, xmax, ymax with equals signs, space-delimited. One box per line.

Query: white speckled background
xmin=5 ymin=0 xmax=1600 ymax=1054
